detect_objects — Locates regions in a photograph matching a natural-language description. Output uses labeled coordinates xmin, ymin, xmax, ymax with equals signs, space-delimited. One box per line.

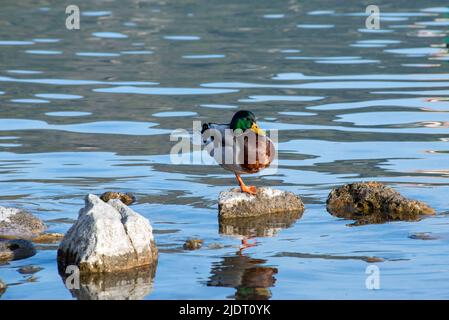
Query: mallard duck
xmin=201 ymin=110 xmax=275 ymax=195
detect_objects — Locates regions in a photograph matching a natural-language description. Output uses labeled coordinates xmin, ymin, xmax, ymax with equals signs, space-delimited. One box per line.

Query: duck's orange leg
xmin=235 ymin=173 xmax=257 ymax=195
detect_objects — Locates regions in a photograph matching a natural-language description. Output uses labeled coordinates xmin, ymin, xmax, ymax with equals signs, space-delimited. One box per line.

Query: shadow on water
xmin=207 ymin=253 xmax=278 ymax=300
xmin=59 ymin=264 xmax=157 ymax=300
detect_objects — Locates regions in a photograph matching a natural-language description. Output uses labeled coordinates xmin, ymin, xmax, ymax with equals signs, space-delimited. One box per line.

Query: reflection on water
xmin=219 ymin=211 xmax=302 ymax=238
xmin=0 ymin=0 xmax=449 ymax=299
xmin=208 ymin=254 xmax=277 ymax=300
xmin=59 ymin=265 xmax=157 ymax=300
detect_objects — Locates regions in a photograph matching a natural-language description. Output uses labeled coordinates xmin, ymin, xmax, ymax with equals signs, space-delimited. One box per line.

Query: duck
xmin=201 ymin=110 xmax=275 ymax=195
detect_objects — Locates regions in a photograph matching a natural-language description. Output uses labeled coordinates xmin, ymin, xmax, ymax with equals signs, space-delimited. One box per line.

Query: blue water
xmin=1 ymin=0 xmax=449 ymax=299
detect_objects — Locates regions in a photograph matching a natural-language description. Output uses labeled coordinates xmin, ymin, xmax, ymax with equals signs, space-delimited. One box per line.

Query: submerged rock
xmin=219 ymin=210 xmax=302 ymax=238
xmin=18 ymin=265 xmax=44 ymax=274
xmin=0 ymin=239 xmax=36 ymax=262
xmin=327 ymin=182 xmax=435 ymax=225
xmin=57 ymin=194 xmax=158 ymax=273
xmin=409 ymin=232 xmax=440 ymax=240
xmin=32 ymin=232 xmax=64 ymax=244
xmin=183 ymin=238 xmax=203 ymax=250
xmin=0 ymin=206 xmax=46 ymax=239
xmin=218 ymin=187 xmax=304 ymax=219
xmin=60 ymin=265 xmax=156 ymax=300
xmin=100 ymin=192 xmax=136 ymax=206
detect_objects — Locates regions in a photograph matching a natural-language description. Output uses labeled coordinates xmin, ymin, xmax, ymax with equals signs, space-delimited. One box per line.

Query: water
xmin=0 ymin=0 xmax=449 ymax=299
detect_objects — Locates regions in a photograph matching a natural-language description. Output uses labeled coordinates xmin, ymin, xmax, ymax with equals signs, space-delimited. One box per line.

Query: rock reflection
xmin=60 ymin=264 xmax=157 ymax=300
xmin=207 ymin=254 xmax=277 ymax=300
xmin=219 ymin=211 xmax=302 ymax=238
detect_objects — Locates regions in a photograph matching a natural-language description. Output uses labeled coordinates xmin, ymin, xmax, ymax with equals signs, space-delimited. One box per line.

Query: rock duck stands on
xmin=218 ymin=187 xmax=304 ymax=218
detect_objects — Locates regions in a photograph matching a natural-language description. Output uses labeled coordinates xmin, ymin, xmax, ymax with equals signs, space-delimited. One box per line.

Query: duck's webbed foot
xmin=240 ymin=184 xmax=257 ymax=195
xmin=235 ymin=173 xmax=257 ymax=195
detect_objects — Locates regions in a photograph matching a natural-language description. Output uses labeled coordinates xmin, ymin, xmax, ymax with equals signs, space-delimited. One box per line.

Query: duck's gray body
xmin=201 ymin=122 xmax=274 ymax=175
xmin=202 ymin=123 xmax=245 ymax=174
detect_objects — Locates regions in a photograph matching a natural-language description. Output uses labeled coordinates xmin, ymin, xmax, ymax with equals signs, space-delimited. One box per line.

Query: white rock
xmin=57 ymin=194 xmax=157 ymax=273
xmin=0 ymin=207 xmax=19 ymax=222
xmin=0 ymin=206 xmax=46 ymax=239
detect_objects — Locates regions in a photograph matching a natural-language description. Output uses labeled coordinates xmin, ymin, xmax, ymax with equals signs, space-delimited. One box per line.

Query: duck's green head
xmin=230 ymin=110 xmax=265 ymax=135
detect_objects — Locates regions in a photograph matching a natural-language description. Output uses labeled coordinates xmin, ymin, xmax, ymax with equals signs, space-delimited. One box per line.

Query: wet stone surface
xmin=0 ymin=206 xmax=47 ymax=239
xmin=219 ymin=188 xmax=305 ymax=219
xmin=326 ymin=182 xmax=435 ymax=225
xmin=183 ymin=238 xmax=204 ymax=250
xmin=0 ymin=239 xmax=36 ymax=262
xmin=31 ymin=233 xmax=64 ymax=244
xmin=18 ymin=265 xmax=44 ymax=275
xmin=100 ymin=192 xmax=136 ymax=206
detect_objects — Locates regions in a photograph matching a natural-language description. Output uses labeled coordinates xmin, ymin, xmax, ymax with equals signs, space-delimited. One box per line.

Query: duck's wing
xmin=201 ymin=123 xmax=230 ymax=145
xmin=202 ymin=123 xmax=243 ymax=172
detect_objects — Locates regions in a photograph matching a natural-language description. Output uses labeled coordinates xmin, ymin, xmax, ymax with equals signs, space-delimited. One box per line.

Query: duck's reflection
xmin=210 ymin=212 xmax=301 ymax=299
xmin=60 ymin=264 xmax=157 ymax=300
xmin=207 ymin=253 xmax=277 ymax=300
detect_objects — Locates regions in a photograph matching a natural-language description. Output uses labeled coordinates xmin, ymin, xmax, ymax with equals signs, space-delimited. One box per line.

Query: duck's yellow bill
xmin=251 ymin=123 xmax=266 ymax=136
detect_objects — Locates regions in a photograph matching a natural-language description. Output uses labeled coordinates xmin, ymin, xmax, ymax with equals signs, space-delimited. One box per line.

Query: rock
xmin=219 ymin=210 xmax=302 ymax=238
xmin=0 ymin=279 xmax=6 ymax=297
xmin=218 ymin=187 xmax=305 ymax=219
xmin=100 ymin=192 xmax=136 ymax=206
xmin=24 ymin=275 xmax=38 ymax=283
xmin=0 ymin=206 xmax=46 ymax=239
xmin=0 ymin=239 xmax=36 ymax=262
xmin=18 ymin=265 xmax=43 ymax=274
xmin=32 ymin=233 xmax=64 ymax=244
xmin=60 ymin=265 xmax=156 ymax=300
xmin=207 ymin=243 xmax=226 ymax=249
xmin=183 ymin=239 xmax=203 ymax=250
xmin=327 ymin=182 xmax=435 ymax=225
xmin=57 ymin=194 xmax=157 ymax=273
xmin=409 ymin=232 xmax=439 ymax=240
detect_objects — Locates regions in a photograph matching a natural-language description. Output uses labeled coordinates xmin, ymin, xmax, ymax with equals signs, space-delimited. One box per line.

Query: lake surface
xmin=1 ymin=0 xmax=449 ymax=299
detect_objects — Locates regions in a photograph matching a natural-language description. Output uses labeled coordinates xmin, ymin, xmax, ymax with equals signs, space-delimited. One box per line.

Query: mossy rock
xmin=327 ymin=182 xmax=435 ymax=225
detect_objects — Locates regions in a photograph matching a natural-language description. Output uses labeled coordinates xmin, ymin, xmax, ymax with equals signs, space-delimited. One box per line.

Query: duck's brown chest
xmin=237 ymin=133 xmax=275 ymax=173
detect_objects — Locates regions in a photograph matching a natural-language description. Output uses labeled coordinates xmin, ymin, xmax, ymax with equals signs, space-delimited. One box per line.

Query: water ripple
xmin=94 ymin=86 xmax=239 ymax=95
